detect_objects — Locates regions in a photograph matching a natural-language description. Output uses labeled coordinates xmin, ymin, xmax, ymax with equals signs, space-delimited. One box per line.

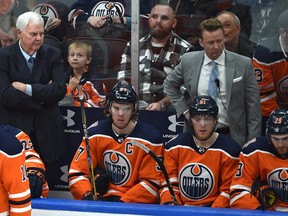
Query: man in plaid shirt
xmin=118 ymin=3 xmax=198 ymax=111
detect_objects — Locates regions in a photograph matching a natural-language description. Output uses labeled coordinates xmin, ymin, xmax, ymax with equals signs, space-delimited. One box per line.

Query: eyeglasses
xmin=191 ymin=116 xmax=214 ymax=125
xmin=270 ymin=136 xmax=288 ymax=143
xmin=111 ymin=105 xmax=132 ymax=114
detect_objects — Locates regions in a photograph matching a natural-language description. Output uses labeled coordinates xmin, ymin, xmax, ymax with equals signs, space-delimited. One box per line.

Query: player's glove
xmin=251 ymin=180 xmax=276 ymax=210
xmin=82 ymin=191 xmax=95 ymax=200
xmin=94 ymin=168 xmax=111 ymax=196
xmin=27 ymin=169 xmax=46 ymax=198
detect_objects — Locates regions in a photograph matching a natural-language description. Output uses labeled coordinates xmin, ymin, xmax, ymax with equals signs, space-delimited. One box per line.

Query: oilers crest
xmin=103 ymin=150 xmax=131 ymax=186
xmin=179 ymin=163 xmax=214 ymax=200
xmin=268 ymin=168 xmax=288 ymax=202
xmin=277 ymin=76 xmax=288 ymax=99
xmin=91 ymin=1 xmax=124 ymax=17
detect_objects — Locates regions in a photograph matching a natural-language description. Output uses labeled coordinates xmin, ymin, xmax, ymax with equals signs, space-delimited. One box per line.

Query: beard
xmin=150 ymin=26 xmax=172 ymax=39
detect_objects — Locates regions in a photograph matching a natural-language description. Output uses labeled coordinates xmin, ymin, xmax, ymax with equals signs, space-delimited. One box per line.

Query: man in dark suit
xmin=0 ymin=11 xmax=66 ymax=163
xmin=164 ymin=18 xmax=261 ymax=146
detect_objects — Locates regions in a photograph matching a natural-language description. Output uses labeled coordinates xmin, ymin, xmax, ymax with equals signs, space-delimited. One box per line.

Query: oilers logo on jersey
xmin=277 ymin=76 xmax=288 ymax=99
xmin=268 ymin=168 xmax=288 ymax=202
xmin=91 ymin=1 xmax=124 ymax=17
xmin=103 ymin=150 xmax=131 ymax=186
xmin=179 ymin=163 xmax=214 ymax=200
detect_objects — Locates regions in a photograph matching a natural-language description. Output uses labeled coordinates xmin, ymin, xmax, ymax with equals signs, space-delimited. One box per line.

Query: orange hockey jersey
xmin=16 ymin=129 xmax=49 ymax=197
xmin=253 ymin=35 xmax=288 ymax=113
xmin=0 ymin=125 xmax=31 ymax=216
xmin=69 ymin=119 xmax=163 ymax=203
xmin=160 ymin=133 xmax=241 ymax=207
xmin=230 ymin=136 xmax=288 ymax=211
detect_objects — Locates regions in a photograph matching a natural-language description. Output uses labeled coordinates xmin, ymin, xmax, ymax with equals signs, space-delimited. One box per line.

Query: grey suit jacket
xmin=164 ymin=50 xmax=261 ymax=146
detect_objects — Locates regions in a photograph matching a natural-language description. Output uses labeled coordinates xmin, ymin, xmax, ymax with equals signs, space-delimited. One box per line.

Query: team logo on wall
xmin=278 ymin=76 xmax=288 ymax=98
xmin=32 ymin=3 xmax=59 ymax=19
xmin=179 ymin=163 xmax=214 ymax=200
xmin=268 ymin=168 xmax=288 ymax=202
xmin=91 ymin=1 xmax=124 ymax=17
xmin=168 ymin=114 xmax=184 ymax=132
xmin=103 ymin=150 xmax=131 ymax=186
xmin=63 ymin=109 xmax=76 ymax=127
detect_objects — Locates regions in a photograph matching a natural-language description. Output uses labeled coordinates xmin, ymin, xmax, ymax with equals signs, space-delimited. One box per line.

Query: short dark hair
xmin=198 ymin=18 xmax=223 ymax=39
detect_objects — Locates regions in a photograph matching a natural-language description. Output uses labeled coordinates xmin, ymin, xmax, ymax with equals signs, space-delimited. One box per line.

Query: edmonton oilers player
xmin=160 ymin=95 xmax=241 ymax=206
xmin=68 ymin=80 xmax=163 ymax=202
xmin=230 ymin=109 xmax=288 ymax=211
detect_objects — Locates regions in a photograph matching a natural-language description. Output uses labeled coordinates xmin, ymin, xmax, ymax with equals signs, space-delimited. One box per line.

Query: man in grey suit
xmin=164 ymin=18 xmax=261 ymax=146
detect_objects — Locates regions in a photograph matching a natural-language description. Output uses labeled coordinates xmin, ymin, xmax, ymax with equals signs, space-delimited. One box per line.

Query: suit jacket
xmin=0 ymin=42 xmax=67 ymax=163
xmin=164 ymin=50 xmax=262 ymax=146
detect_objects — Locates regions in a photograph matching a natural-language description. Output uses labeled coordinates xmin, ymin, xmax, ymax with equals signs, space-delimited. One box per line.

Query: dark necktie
xmin=28 ymin=57 xmax=35 ymax=73
xmin=208 ymin=61 xmax=218 ymax=100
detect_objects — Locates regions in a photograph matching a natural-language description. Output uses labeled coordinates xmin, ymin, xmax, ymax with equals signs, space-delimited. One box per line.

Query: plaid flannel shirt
xmin=118 ymin=32 xmax=192 ymax=104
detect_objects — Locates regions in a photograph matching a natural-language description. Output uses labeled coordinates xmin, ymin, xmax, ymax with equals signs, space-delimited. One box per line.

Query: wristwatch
xmin=159 ymin=101 xmax=166 ymax=111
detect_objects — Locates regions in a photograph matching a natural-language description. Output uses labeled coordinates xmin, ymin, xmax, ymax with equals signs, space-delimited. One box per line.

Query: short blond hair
xmin=68 ymin=41 xmax=92 ymax=59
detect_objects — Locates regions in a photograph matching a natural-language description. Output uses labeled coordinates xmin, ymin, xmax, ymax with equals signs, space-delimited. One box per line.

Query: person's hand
xmin=87 ymin=16 xmax=106 ymax=28
xmin=69 ymin=77 xmax=80 ymax=92
xmin=12 ymin=81 xmax=26 ymax=92
xmin=45 ymin=18 xmax=61 ymax=32
xmin=146 ymin=102 xmax=161 ymax=111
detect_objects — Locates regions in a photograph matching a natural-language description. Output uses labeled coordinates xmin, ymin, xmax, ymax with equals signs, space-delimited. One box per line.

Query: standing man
xmin=0 ymin=11 xmax=67 ymax=163
xmin=68 ymin=81 xmax=163 ymax=203
xmin=164 ymin=18 xmax=261 ymax=146
xmin=118 ymin=3 xmax=194 ymax=111
xmin=160 ymin=96 xmax=241 ymax=207
xmin=230 ymin=109 xmax=288 ymax=211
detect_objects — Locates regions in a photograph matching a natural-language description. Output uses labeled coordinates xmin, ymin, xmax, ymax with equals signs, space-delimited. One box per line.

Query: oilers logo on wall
xmin=91 ymin=1 xmax=124 ymax=17
xmin=179 ymin=163 xmax=214 ymax=200
xmin=103 ymin=150 xmax=131 ymax=186
xmin=32 ymin=3 xmax=59 ymax=19
xmin=268 ymin=168 xmax=288 ymax=202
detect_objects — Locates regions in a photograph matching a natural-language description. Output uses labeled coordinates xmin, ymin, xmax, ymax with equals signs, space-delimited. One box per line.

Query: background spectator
xmin=118 ymin=3 xmax=194 ymax=111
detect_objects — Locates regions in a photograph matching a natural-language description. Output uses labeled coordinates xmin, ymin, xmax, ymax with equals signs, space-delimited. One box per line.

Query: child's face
xmin=67 ymin=47 xmax=91 ymax=71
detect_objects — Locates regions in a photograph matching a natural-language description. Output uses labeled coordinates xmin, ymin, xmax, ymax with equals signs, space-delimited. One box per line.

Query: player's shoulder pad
xmin=88 ymin=119 xmax=111 ymax=135
xmin=131 ymin=122 xmax=163 ymax=143
xmin=0 ymin=125 xmax=24 ymax=156
xmin=242 ymin=136 xmax=270 ymax=154
xmin=165 ymin=132 xmax=193 ymax=150
xmin=211 ymin=134 xmax=242 ymax=157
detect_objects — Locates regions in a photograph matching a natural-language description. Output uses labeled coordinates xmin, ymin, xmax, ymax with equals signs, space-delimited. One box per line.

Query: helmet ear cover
xmin=189 ymin=95 xmax=218 ymax=119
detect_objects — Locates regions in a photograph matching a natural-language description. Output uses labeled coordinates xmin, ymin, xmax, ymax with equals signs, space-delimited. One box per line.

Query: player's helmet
xmin=107 ymin=80 xmax=138 ymax=111
xmin=266 ymin=109 xmax=288 ymax=135
xmin=189 ymin=95 xmax=218 ymax=118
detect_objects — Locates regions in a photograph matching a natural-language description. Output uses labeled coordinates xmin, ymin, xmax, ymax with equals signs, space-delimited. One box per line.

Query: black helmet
xmin=108 ymin=80 xmax=138 ymax=110
xmin=189 ymin=95 xmax=218 ymax=118
xmin=266 ymin=109 xmax=288 ymax=135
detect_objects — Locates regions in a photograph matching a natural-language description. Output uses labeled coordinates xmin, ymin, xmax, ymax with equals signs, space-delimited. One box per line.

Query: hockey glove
xmin=251 ymin=180 xmax=276 ymax=210
xmin=27 ymin=169 xmax=45 ymax=198
xmin=94 ymin=168 xmax=111 ymax=196
xmin=82 ymin=191 xmax=95 ymax=200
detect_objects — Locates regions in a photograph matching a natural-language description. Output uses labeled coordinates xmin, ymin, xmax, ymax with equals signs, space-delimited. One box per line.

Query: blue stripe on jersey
xmin=0 ymin=125 xmax=23 ymax=156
